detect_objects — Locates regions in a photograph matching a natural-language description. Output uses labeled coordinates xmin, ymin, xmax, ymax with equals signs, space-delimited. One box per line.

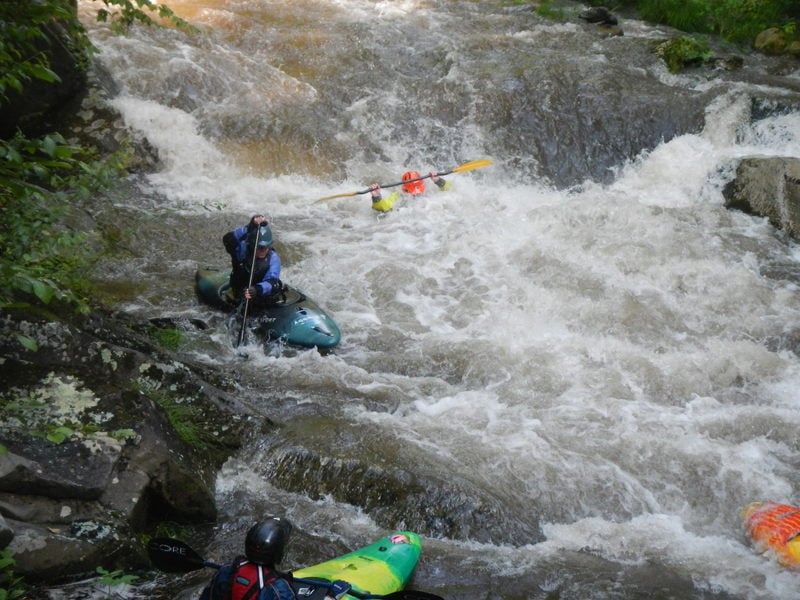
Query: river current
xmin=72 ymin=1 xmax=800 ymax=599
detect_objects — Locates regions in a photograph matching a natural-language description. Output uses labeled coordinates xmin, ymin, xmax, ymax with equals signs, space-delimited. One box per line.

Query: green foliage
xmin=0 ymin=0 xmax=192 ymax=107
xmin=535 ymin=0 xmax=567 ymax=21
xmin=152 ymin=521 xmax=192 ymax=540
xmin=95 ymin=567 xmax=139 ymax=598
xmin=43 ymin=424 xmax=75 ymax=444
xmin=0 ymin=132 xmax=121 ymax=314
xmin=0 ymin=550 xmax=26 ymax=600
xmin=0 ymin=0 xmax=193 ymax=332
xmin=638 ymin=0 xmax=797 ymax=44
xmin=0 ymin=0 xmax=88 ymax=106
xmin=149 ymin=327 xmax=185 ymax=349
xmin=655 ymin=35 xmax=714 ymax=72
xmin=160 ymin=400 xmax=208 ymax=450
xmin=91 ymin=0 xmax=193 ymax=32
xmin=137 ymin=386 xmax=213 ymax=453
xmin=0 ymin=391 xmax=138 ymax=446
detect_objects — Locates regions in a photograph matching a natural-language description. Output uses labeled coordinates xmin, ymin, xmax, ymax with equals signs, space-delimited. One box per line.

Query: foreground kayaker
xmin=742 ymin=501 xmax=800 ymax=569
xmin=222 ymin=215 xmax=284 ymax=304
xmin=368 ymin=170 xmax=452 ymax=212
xmin=200 ymin=516 xmax=351 ymax=600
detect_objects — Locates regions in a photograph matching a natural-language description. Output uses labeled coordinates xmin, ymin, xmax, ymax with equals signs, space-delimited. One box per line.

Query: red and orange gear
xmin=742 ymin=501 xmax=800 ymax=569
xmin=401 ymin=171 xmax=425 ymax=195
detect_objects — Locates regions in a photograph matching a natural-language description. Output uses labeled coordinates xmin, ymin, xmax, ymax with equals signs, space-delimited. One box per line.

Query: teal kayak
xmin=293 ymin=531 xmax=422 ymax=599
xmin=195 ymin=267 xmax=341 ymax=350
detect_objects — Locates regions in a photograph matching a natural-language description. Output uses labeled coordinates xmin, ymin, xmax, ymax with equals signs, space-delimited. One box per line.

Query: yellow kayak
xmin=293 ymin=532 xmax=422 ymax=599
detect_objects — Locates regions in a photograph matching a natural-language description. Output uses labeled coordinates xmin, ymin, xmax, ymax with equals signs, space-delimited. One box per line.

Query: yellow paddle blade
xmin=451 ymin=159 xmax=492 ymax=173
xmin=314 ymin=191 xmax=360 ymax=203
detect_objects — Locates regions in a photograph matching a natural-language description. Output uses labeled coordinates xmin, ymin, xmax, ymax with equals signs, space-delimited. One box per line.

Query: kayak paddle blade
xmin=147 ymin=537 xmax=209 ymax=573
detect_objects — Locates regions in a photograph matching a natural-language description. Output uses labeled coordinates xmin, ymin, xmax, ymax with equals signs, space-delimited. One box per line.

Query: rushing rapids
xmin=63 ymin=1 xmax=800 ymax=598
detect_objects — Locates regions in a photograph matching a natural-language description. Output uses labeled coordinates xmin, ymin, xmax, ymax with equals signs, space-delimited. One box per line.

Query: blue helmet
xmin=249 ymin=225 xmax=273 ymax=248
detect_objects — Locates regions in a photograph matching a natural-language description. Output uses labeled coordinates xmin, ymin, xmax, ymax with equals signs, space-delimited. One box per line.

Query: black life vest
xmin=249 ymin=253 xmax=271 ymax=285
xmin=230 ymin=251 xmax=272 ymax=293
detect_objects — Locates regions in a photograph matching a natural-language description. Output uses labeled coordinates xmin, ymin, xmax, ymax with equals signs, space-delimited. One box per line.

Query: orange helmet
xmin=401 ymin=171 xmax=425 ymax=195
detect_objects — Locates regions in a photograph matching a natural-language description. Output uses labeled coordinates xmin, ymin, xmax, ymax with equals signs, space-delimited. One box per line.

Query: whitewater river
xmin=73 ymin=1 xmax=800 ymax=599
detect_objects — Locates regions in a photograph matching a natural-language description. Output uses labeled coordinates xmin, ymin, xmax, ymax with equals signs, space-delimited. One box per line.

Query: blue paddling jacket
xmin=223 ymin=224 xmax=282 ymax=297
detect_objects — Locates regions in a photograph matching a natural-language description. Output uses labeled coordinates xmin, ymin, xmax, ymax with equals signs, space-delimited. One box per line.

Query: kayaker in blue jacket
xmin=222 ymin=215 xmax=283 ymax=303
xmin=369 ymin=170 xmax=452 ymax=212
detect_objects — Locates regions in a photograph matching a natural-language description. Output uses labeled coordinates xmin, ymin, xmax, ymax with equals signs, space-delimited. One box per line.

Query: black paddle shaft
xmin=354 ymin=169 xmax=454 ymax=195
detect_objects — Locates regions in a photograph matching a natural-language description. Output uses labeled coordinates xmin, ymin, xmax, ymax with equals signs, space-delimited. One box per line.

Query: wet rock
xmin=62 ymin=62 xmax=161 ymax=173
xmin=709 ymin=55 xmax=744 ymax=71
xmin=0 ymin=308 xmax=251 ymax=582
xmin=750 ymin=96 xmax=800 ymax=121
xmin=0 ymin=442 xmax=115 ymax=500
xmin=0 ymin=515 xmax=12 ymax=548
xmin=579 ymin=7 xmax=618 ymax=25
xmin=263 ymin=441 xmax=543 ymax=546
xmin=4 ymin=518 xmax=146 ymax=583
xmin=723 ymin=156 xmax=800 ymax=240
xmin=754 ymin=28 xmax=788 ymax=56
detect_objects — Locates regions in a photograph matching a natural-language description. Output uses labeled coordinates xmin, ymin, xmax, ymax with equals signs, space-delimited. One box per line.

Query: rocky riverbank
xmin=2 ymin=0 xmax=800 ymax=590
xmin=0 ymin=305 xmax=253 ymax=583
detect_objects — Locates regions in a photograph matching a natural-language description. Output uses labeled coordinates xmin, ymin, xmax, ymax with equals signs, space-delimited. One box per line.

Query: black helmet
xmin=244 ymin=516 xmax=292 ymax=565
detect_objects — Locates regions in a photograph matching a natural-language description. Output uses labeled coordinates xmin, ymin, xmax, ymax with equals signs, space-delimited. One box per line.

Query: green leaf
xmin=15 ymin=334 xmax=38 ymax=352
xmin=31 ymin=280 xmax=55 ymax=304
xmin=46 ymin=426 xmax=73 ymax=444
xmin=53 ymin=145 xmax=74 ymax=159
xmin=28 ymin=64 xmax=61 ymax=83
xmin=111 ymin=428 xmax=137 ymax=441
xmin=41 ymin=136 xmax=57 ymax=157
xmin=30 ymin=163 xmax=49 ymax=179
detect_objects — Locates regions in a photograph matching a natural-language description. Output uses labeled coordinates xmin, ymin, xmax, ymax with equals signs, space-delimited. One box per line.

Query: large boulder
xmin=722 ymin=156 xmax=800 ymax=240
xmin=0 ymin=308 xmax=251 ymax=582
xmin=754 ymin=28 xmax=789 ymax=56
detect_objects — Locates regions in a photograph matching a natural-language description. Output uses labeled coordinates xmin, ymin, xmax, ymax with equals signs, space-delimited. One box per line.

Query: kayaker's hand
xmin=245 ymin=286 xmax=259 ymax=299
xmin=248 ymin=214 xmax=267 ymax=232
xmin=328 ymin=580 xmax=351 ymax=600
xmin=267 ymin=278 xmax=283 ymax=292
xmin=368 ymin=183 xmax=381 ymax=200
xmin=431 ymin=171 xmax=446 ymax=188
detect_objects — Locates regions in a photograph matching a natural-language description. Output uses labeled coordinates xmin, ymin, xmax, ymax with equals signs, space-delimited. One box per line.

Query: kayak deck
xmin=293 ymin=532 xmax=422 ymax=599
xmin=195 ymin=267 xmax=341 ymax=349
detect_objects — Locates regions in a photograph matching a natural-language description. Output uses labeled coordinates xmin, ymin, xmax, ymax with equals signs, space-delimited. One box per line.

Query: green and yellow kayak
xmin=293 ymin=532 xmax=422 ymax=599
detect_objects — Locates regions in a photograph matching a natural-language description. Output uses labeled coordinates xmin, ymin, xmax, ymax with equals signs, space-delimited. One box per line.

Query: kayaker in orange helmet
xmin=368 ymin=170 xmax=453 ymax=212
